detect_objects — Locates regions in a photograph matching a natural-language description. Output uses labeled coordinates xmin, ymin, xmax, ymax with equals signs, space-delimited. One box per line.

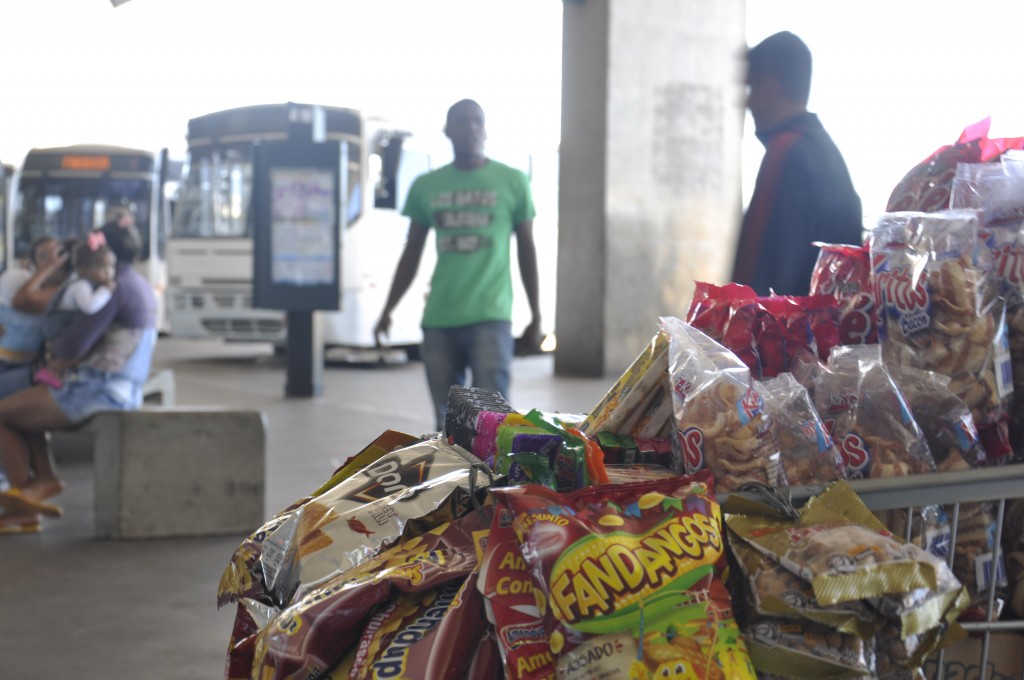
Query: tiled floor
xmin=0 ymin=337 xmax=608 ymax=680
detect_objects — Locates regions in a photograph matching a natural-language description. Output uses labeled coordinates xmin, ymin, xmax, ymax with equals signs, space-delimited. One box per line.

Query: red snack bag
xmin=803 ymin=295 xmax=842 ymax=362
xmin=477 ymin=503 xmax=556 ymax=680
xmin=752 ymin=302 xmax=788 ymax=378
xmin=687 ymin=281 xmax=761 ymax=376
xmin=886 ymin=117 xmax=1024 ymax=212
xmin=491 ymin=473 xmax=757 ymax=680
xmin=757 ymin=295 xmax=837 ymax=368
xmin=809 ymin=242 xmax=878 ymax=347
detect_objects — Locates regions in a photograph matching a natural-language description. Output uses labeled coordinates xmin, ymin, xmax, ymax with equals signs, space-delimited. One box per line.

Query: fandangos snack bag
xmin=492 ymin=472 xmax=756 ymax=680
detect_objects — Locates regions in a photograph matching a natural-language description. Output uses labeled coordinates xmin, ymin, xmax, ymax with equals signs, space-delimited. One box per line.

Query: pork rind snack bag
xmin=869 ymin=209 xmax=1013 ymax=459
xmin=886 ymin=117 xmax=1024 ymax=212
xmin=250 ymin=508 xmax=491 ymax=680
xmin=814 ymin=346 xmax=936 ymax=479
xmin=810 ymin=242 xmax=878 ymax=346
xmin=757 ymin=372 xmax=844 ymax=486
xmin=951 ymin=158 xmax=1024 ymax=454
xmin=888 ymin=364 xmax=986 ymax=471
xmin=259 ymin=437 xmax=492 ymax=605
xmin=662 ymin=316 xmax=786 ymax=492
xmin=491 ymin=473 xmax=757 ymax=680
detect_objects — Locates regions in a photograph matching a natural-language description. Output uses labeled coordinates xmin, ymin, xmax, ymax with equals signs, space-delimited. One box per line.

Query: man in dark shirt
xmin=732 ymin=31 xmax=863 ymax=296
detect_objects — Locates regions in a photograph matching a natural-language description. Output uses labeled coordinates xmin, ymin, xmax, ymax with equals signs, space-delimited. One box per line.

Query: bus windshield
xmin=13 ymin=175 xmax=152 ymax=260
xmin=173 ymin=150 xmax=251 ymax=238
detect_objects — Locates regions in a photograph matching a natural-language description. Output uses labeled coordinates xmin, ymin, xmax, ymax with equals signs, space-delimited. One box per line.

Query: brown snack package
xmin=250 ymin=507 xmax=491 ymax=680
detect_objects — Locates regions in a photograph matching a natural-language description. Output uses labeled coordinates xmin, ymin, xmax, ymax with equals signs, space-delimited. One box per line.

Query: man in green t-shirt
xmin=375 ymin=99 xmax=542 ymax=430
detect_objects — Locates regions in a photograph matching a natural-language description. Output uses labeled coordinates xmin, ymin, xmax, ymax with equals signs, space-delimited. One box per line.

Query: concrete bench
xmin=142 ymin=368 xmax=176 ymax=406
xmin=88 ymin=407 xmax=266 ymax=539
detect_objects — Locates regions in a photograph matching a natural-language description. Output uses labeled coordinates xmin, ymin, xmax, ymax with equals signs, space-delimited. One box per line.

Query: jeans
xmin=421 ymin=320 xmax=513 ymax=430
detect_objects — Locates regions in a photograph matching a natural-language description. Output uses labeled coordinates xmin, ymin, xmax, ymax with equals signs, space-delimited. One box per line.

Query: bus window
xmin=373 ymin=132 xmax=408 ymax=210
xmin=173 ymin=150 xmax=252 ymax=238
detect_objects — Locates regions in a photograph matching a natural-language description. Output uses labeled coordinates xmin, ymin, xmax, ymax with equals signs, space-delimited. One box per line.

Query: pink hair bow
xmin=87 ymin=231 xmax=107 ymax=251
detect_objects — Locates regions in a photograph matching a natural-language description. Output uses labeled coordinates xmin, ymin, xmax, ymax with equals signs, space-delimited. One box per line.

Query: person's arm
xmin=374 ymin=222 xmax=429 ymax=345
xmin=11 ymin=253 xmax=69 ymax=313
xmin=65 ymin=281 xmax=113 ymax=315
xmin=514 ymin=219 xmax=543 ymax=350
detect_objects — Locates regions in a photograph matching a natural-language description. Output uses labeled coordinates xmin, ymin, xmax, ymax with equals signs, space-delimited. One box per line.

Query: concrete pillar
xmin=555 ymin=0 xmax=746 ymax=376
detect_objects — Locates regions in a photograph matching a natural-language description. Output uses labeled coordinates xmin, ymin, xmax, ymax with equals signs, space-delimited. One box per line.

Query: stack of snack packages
xmin=217 ymin=431 xmax=501 ymax=680
xmin=214 ymin=317 xmax=982 ymax=679
xmin=725 ymin=481 xmax=968 ymax=679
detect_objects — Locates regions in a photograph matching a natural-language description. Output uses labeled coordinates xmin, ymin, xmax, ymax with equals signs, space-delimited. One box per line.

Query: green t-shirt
xmin=403 ymin=160 xmax=535 ymax=328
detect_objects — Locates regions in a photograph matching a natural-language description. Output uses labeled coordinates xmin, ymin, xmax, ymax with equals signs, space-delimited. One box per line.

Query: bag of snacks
xmin=744 ymin=614 xmax=876 ymax=678
xmin=687 ymin=281 xmax=761 ymax=376
xmin=662 ymin=316 xmax=786 ymax=492
xmin=491 ymin=472 xmax=757 ymax=680
xmin=951 ymin=158 xmax=1024 ymax=455
xmin=251 ymin=508 xmax=492 ymax=680
xmin=218 ymin=430 xmax=421 ymax=608
xmin=888 ymin=364 xmax=986 ymax=470
xmin=814 ymin=346 xmax=936 ymax=479
xmin=579 ymin=330 xmax=670 ymax=438
xmin=886 ymin=117 xmax=1024 ymax=212
xmin=729 ymin=538 xmax=877 ymax=639
xmin=870 ymin=209 xmax=1013 ymax=461
xmin=259 ymin=437 xmax=492 ymax=605
xmin=757 ymin=372 xmax=844 ymax=485
xmin=477 ymin=501 xmax=556 ymax=680
xmin=727 ymin=482 xmax=967 ymax=640
xmin=810 ymin=242 xmax=878 ymax=347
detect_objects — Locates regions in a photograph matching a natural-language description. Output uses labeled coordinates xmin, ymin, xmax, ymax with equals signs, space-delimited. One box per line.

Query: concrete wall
xmin=556 ymin=0 xmax=746 ymax=377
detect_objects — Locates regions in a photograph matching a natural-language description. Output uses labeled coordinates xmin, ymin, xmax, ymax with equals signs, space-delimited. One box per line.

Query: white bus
xmin=7 ymin=145 xmax=180 ymax=332
xmin=166 ymin=102 xmax=437 ymax=356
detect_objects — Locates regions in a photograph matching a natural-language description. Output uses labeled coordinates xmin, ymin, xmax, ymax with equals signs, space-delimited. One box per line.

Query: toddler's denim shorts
xmin=51 ymin=367 xmax=141 ymax=424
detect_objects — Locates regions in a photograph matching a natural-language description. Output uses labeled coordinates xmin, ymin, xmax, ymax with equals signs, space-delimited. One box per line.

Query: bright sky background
xmin=1 ymin=0 xmax=563 ymax=164
xmin=4 ymin=0 xmax=1024 ymax=229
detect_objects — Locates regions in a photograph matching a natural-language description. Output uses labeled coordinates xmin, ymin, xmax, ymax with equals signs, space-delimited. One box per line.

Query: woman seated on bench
xmin=0 ymin=214 xmax=157 ymax=534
